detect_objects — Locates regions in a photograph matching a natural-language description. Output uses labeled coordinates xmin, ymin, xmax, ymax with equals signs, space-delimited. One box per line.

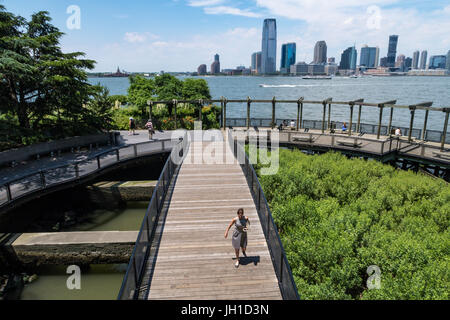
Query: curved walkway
xmin=0 ymin=131 xmax=183 ymax=209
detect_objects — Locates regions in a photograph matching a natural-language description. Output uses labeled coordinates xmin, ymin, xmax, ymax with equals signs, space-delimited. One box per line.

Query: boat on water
xmin=302 ymin=75 xmax=332 ymax=80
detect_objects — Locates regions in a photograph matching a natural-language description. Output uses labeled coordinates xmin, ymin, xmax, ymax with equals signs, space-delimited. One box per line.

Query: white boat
xmin=302 ymin=76 xmax=332 ymax=80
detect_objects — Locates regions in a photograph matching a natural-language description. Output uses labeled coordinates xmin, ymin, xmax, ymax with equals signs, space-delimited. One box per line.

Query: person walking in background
xmin=395 ymin=128 xmax=402 ymax=136
xmin=342 ymin=122 xmax=348 ymax=132
xmin=145 ymin=119 xmax=155 ymax=140
xmin=129 ymin=117 xmax=136 ymax=136
xmin=225 ymin=208 xmax=250 ymax=268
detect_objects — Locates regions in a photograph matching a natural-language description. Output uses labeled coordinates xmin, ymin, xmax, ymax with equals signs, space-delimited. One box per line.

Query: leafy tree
xmin=0 ymin=8 xmax=95 ymax=132
xmin=127 ymin=75 xmax=155 ymax=116
xmin=154 ymin=74 xmax=183 ymax=116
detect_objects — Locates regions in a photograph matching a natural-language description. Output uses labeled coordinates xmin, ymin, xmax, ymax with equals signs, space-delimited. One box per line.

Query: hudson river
xmin=89 ymin=75 xmax=450 ymax=132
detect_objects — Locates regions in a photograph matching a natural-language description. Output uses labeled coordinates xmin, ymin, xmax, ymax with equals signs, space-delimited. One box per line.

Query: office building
xmin=308 ymin=64 xmax=325 ymax=75
xmin=261 ymin=19 xmax=277 ymax=74
xmin=412 ymin=51 xmax=420 ymax=69
xmin=313 ymin=41 xmax=327 ymax=64
xmin=446 ymin=50 xmax=450 ymax=71
xmin=251 ymin=51 xmax=262 ymax=74
xmin=339 ymin=46 xmax=357 ymax=70
xmin=387 ymin=35 xmax=399 ymax=67
xmin=211 ymin=54 xmax=221 ymax=74
xmin=420 ymin=50 xmax=428 ymax=69
xmin=290 ymin=62 xmax=309 ymax=76
xmin=280 ymin=43 xmax=296 ymax=74
xmin=360 ymin=45 xmax=379 ymax=68
xmin=429 ymin=55 xmax=447 ymax=69
xmin=197 ymin=64 xmax=207 ymax=75
xmin=395 ymin=54 xmax=405 ymax=68
xmin=404 ymin=57 xmax=412 ymax=71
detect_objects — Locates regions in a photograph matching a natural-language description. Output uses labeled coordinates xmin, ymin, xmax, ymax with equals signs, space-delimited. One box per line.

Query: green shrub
xmin=256 ymin=149 xmax=450 ymax=300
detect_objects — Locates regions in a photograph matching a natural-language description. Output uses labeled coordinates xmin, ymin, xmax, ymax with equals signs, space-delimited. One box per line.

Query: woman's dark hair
xmin=237 ymin=208 xmax=244 ymax=215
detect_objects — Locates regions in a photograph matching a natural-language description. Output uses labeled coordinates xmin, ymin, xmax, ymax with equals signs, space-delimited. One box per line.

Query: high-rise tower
xmin=387 ymin=35 xmax=399 ymax=68
xmin=261 ymin=19 xmax=277 ymax=74
xmin=313 ymin=41 xmax=327 ymax=64
xmin=420 ymin=50 xmax=428 ymax=69
xmin=280 ymin=43 xmax=296 ymax=74
xmin=412 ymin=51 xmax=420 ymax=69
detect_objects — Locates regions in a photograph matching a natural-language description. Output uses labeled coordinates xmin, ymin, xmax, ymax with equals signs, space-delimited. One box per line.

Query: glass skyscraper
xmin=251 ymin=51 xmax=262 ymax=74
xmin=387 ymin=35 xmax=399 ymax=68
xmin=429 ymin=55 xmax=447 ymax=69
xmin=281 ymin=43 xmax=296 ymax=73
xmin=261 ymin=19 xmax=277 ymax=74
xmin=360 ymin=46 xmax=379 ymax=68
xmin=446 ymin=50 xmax=450 ymax=71
xmin=339 ymin=46 xmax=357 ymax=70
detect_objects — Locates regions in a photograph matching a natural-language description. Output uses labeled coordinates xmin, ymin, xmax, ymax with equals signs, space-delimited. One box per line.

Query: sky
xmin=2 ymin=0 xmax=450 ymax=72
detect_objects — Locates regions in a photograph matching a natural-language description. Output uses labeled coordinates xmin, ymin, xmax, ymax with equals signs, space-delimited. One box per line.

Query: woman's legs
xmin=242 ymin=247 xmax=247 ymax=257
xmin=235 ymin=249 xmax=240 ymax=266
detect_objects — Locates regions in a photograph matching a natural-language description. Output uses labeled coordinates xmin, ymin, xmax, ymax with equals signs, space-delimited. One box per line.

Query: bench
xmin=432 ymin=151 xmax=450 ymax=160
xmin=336 ymin=140 xmax=362 ymax=148
xmin=292 ymin=135 xmax=315 ymax=143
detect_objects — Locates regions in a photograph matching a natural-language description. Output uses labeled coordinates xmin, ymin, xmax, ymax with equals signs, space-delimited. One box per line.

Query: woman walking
xmin=225 ymin=208 xmax=250 ymax=268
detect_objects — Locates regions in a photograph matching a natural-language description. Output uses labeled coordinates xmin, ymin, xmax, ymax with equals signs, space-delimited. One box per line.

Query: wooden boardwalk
xmin=146 ymin=135 xmax=282 ymax=300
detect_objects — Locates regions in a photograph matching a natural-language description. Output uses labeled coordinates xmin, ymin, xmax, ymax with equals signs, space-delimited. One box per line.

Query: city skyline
xmin=3 ymin=0 xmax=450 ymax=72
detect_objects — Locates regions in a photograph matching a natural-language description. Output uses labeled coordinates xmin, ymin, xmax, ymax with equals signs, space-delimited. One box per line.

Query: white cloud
xmin=204 ymin=6 xmax=262 ymax=18
xmin=188 ymin=0 xmax=224 ymax=6
xmin=254 ymin=0 xmax=450 ymax=63
xmin=124 ymin=32 xmax=160 ymax=43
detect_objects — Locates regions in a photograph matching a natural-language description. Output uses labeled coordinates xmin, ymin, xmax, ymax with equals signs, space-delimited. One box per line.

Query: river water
xmin=20 ymin=202 xmax=148 ymax=300
xmin=89 ymin=76 xmax=450 ymax=131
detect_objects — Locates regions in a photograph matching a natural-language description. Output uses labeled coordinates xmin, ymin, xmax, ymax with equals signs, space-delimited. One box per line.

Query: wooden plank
xmin=145 ymin=139 xmax=282 ymax=300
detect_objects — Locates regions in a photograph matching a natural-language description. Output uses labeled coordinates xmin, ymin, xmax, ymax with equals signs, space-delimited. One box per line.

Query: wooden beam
xmin=223 ymin=98 xmax=227 ymax=129
xmin=377 ymin=100 xmax=397 ymax=139
xmin=272 ymin=97 xmax=276 ymax=129
xmin=247 ymin=97 xmax=251 ymax=129
xmin=173 ymin=99 xmax=178 ymax=130
xmin=297 ymin=97 xmax=304 ymax=131
xmin=441 ymin=109 xmax=449 ymax=151
xmin=408 ymin=105 xmax=416 ymax=142
xmin=422 ymin=109 xmax=429 ymax=141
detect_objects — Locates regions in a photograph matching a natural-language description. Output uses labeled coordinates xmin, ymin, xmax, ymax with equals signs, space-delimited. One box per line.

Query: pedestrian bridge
xmin=118 ymin=130 xmax=299 ymax=300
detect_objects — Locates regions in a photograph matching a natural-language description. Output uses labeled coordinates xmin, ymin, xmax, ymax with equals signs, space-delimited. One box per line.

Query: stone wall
xmin=8 ymin=231 xmax=138 ymax=266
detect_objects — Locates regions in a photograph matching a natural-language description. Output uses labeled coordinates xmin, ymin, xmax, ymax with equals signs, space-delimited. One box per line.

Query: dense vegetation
xmin=255 ymin=149 xmax=449 ymax=300
xmin=113 ymin=74 xmax=221 ymax=131
xmin=0 ymin=6 xmax=220 ymax=152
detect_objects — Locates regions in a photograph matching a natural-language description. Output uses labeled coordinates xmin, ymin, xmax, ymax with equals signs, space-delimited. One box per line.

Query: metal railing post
xmin=97 ymin=156 xmax=101 ymax=169
xmin=75 ymin=164 xmax=80 ymax=179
